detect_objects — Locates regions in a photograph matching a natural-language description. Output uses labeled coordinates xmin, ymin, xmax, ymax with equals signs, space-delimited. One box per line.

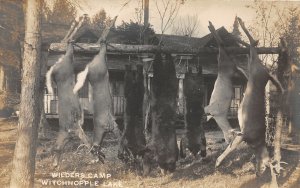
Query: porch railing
xmin=44 ymin=94 xmax=58 ymax=115
xmin=228 ymin=98 xmax=240 ymax=118
xmin=44 ymin=94 xmax=239 ymax=118
xmin=44 ymin=94 xmax=125 ymax=117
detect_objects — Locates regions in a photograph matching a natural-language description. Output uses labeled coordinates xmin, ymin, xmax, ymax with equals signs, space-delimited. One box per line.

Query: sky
xmin=75 ymin=0 xmax=300 ymax=37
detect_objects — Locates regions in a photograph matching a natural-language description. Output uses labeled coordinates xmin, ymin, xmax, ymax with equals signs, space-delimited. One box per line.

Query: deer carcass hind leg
xmin=214 ymin=115 xmax=235 ymax=144
xmin=53 ymin=130 xmax=69 ymax=167
xmin=90 ymin=118 xmax=107 ymax=163
xmin=216 ymin=135 xmax=243 ymax=167
xmin=254 ymin=145 xmax=270 ymax=177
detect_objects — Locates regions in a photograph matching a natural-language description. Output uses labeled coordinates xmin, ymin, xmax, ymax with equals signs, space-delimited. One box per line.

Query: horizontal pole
xmin=48 ymin=43 xmax=281 ymax=55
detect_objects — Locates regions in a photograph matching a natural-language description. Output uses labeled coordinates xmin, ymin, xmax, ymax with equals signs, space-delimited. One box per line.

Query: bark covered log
xmin=49 ymin=43 xmax=281 ymax=55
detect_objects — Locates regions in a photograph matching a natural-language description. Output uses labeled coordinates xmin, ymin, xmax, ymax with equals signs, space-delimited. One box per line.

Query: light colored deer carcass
xmin=215 ymin=18 xmax=284 ymax=187
xmin=46 ymin=42 xmax=91 ymax=167
xmin=73 ymin=17 xmax=118 ymax=163
xmin=205 ymin=21 xmax=248 ymax=144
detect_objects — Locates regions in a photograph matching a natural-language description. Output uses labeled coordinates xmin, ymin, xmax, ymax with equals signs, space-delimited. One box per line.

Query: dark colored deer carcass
xmin=118 ymin=64 xmax=146 ymax=161
xmin=143 ymin=53 xmax=179 ymax=174
xmin=181 ymin=64 xmax=206 ymax=158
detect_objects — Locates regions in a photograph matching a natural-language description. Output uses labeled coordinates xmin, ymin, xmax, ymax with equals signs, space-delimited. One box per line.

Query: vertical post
xmin=0 ymin=66 xmax=5 ymax=92
xmin=39 ymin=49 xmax=49 ymax=137
xmin=143 ymin=62 xmax=150 ymax=135
xmin=10 ymin=0 xmax=42 ymax=187
xmin=143 ymin=0 xmax=149 ymax=45
xmin=178 ymin=77 xmax=184 ymax=114
xmin=265 ymin=81 xmax=271 ymax=145
xmin=273 ymin=38 xmax=290 ymax=174
xmin=88 ymin=83 xmax=93 ymax=113
xmin=144 ymin=0 xmax=149 ymax=28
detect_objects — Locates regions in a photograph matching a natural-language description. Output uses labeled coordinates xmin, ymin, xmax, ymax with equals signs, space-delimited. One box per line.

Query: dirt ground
xmin=0 ymin=118 xmax=299 ymax=188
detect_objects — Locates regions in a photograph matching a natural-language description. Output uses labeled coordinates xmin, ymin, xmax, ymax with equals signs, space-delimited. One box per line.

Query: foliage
xmin=246 ymin=1 xmax=277 ymax=47
xmin=231 ymin=16 xmax=241 ymax=39
xmin=41 ymin=2 xmax=51 ymax=24
xmin=115 ymin=21 xmax=158 ymax=45
xmin=92 ymin=9 xmax=108 ymax=30
xmin=0 ymin=0 xmax=23 ymax=97
xmin=246 ymin=1 xmax=300 ymax=65
xmin=284 ymin=7 xmax=300 ymax=66
xmin=45 ymin=0 xmax=77 ymax=25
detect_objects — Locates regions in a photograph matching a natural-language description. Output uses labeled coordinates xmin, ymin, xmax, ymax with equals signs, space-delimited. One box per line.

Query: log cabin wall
xmin=43 ymin=26 xmax=249 ymax=119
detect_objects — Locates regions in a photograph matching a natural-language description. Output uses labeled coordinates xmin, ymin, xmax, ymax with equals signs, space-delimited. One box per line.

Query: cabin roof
xmin=155 ymin=33 xmax=210 ymax=52
xmin=43 ymin=19 xmax=238 ymax=46
xmin=155 ymin=27 xmax=239 ymax=52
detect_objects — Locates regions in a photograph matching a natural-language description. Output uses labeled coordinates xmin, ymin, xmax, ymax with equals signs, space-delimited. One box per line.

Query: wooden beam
xmin=48 ymin=43 xmax=281 ymax=55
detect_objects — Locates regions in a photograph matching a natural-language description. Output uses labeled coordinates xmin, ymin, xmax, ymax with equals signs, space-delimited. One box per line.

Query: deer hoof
xmin=53 ymin=159 xmax=58 ymax=167
xmin=91 ymin=145 xmax=105 ymax=164
xmin=215 ymin=158 xmax=221 ymax=168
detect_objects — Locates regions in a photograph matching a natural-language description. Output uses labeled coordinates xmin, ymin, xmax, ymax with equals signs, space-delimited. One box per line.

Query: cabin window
xmin=110 ymin=81 xmax=124 ymax=96
xmin=110 ymin=80 xmax=125 ymax=116
xmin=44 ymin=86 xmax=58 ymax=114
xmin=229 ymin=85 xmax=243 ymax=117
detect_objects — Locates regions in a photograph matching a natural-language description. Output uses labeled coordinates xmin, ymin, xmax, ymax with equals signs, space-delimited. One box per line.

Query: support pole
xmin=48 ymin=43 xmax=281 ymax=55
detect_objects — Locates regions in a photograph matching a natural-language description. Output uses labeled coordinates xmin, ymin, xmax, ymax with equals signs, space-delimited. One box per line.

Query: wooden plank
xmin=48 ymin=42 xmax=281 ymax=55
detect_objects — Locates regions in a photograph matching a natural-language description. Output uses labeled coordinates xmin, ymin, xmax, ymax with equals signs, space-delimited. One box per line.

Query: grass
xmin=0 ymin=118 xmax=299 ymax=188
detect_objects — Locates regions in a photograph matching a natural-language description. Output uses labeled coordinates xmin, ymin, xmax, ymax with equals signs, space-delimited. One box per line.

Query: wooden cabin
xmin=43 ymin=25 xmax=248 ymax=120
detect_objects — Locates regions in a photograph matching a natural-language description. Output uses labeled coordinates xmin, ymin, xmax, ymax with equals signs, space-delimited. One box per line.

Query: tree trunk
xmin=273 ymin=39 xmax=289 ymax=168
xmin=289 ymin=71 xmax=300 ymax=143
xmin=0 ymin=66 xmax=6 ymax=111
xmin=10 ymin=0 xmax=42 ymax=187
xmin=0 ymin=66 xmax=5 ymax=92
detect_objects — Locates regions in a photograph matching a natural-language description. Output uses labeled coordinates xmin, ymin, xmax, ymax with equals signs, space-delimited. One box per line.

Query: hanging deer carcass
xmin=46 ymin=42 xmax=91 ymax=167
xmin=73 ymin=17 xmax=118 ymax=163
xmin=180 ymin=64 xmax=206 ymax=158
xmin=118 ymin=64 xmax=146 ymax=162
xmin=142 ymin=52 xmax=179 ymax=174
xmin=215 ymin=18 xmax=284 ymax=186
xmin=204 ymin=21 xmax=248 ymax=144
